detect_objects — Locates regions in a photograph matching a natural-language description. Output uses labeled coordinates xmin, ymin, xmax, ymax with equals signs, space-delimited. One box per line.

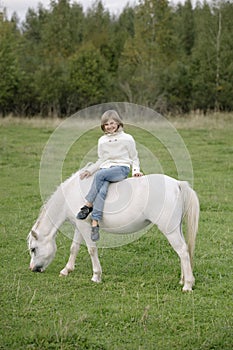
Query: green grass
xmin=0 ymin=116 xmax=233 ymax=349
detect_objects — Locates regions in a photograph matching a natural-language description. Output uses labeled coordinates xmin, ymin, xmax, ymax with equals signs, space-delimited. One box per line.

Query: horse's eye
xmin=31 ymin=247 xmax=36 ymax=255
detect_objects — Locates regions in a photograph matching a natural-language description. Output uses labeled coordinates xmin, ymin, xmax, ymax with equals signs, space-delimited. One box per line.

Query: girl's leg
xmin=77 ymin=169 xmax=109 ymax=220
xmin=86 ymin=166 xmax=130 ymax=207
xmin=85 ymin=169 xmax=107 ymax=205
xmin=85 ymin=167 xmax=130 ymax=241
xmin=91 ymin=167 xmax=130 ymax=222
xmin=91 ymin=180 xmax=109 ymax=221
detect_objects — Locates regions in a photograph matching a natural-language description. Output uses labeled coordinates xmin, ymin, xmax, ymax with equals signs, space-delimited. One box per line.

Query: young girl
xmin=77 ymin=110 xmax=143 ymax=241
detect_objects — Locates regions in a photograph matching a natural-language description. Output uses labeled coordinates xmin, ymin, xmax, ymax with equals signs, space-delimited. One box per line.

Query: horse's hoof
xmin=59 ymin=268 xmax=68 ymax=277
xmin=182 ymin=286 xmax=193 ymax=292
xmin=91 ymin=275 xmax=101 ymax=283
xmin=59 ymin=273 xmax=67 ymax=277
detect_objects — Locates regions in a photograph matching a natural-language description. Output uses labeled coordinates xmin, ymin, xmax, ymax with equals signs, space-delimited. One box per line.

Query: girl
xmin=77 ymin=110 xmax=143 ymax=241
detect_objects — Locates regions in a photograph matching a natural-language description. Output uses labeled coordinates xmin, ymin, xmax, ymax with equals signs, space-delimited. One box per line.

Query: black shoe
xmin=91 ymin=225 xmax=100 ymax=242
xmin=76 ymin=205 xmax=93 ymax=220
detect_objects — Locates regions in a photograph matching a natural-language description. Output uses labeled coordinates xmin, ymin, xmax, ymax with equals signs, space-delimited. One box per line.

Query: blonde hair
xmin=101 ymin=110 xmax=123 ymax=132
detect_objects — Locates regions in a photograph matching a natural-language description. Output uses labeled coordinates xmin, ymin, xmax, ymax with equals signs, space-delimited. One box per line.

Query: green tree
xmin=191 ymin=0 xmax=233 ymax=111
xmin=214 ymin=0 xmax=233 ymax=110
xmin=175 ymin=0 xmax=195 ymax=56
xmin=155 ymin=0 xmax=195 ymax=113
xmin=83 ymin=1 xmax=116 ymax=70
xmin=0 ymin=17 xmax=20 ymax=115
xmin=16 ymin=6 xmax=49 ymax=115
xmin=41 ymin=0 xmax=84 ymax=58
xmin=118 ymin=0 xmax=178 ymax=108
xmin=68 ymin=44 xmax=111 ymax=112
xmin=20 ymin=0 xmax=85 ymax=116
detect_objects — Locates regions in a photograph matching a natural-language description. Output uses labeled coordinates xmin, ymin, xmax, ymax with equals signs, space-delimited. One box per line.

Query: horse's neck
xmin=37 ymin=185 xmax=66 ymax=237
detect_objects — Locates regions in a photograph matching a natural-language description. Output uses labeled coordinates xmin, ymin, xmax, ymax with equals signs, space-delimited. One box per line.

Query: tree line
xmin=0 ymin=0 xmax=232 ymax=117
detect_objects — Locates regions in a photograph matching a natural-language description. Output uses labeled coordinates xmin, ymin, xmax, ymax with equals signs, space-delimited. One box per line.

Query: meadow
xmin=0 ymin=114 xmax=232 ymax=349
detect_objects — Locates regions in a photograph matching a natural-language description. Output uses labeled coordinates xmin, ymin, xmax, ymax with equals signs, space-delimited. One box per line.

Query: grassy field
xmin=0 ymin=114 xmax=232 ymax=349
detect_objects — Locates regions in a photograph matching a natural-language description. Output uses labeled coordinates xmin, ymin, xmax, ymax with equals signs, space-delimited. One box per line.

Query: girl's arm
xmin=128 ymin=136 xmax=143 ymax=177
xmin=79 ymin=138 xmax=104 ymax=179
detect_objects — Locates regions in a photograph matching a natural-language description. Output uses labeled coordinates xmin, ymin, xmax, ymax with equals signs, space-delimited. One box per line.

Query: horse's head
xmin=28 ymin=230 xmax=57 ymax=272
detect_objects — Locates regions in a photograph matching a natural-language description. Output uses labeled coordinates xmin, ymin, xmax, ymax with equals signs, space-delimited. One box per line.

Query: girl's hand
xmin=80 ymin=170 xmax=91 ymax=180
xmin=133 ymin=172 xmax=143 ymax=177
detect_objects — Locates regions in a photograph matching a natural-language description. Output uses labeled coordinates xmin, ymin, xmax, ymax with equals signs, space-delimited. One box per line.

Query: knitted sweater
xmin=86 ymin=131 xmax=141 ymax=176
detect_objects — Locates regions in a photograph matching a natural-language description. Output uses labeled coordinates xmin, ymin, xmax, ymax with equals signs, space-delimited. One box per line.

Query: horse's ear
xmin=31 ymin=230 xmax=38 ymax=240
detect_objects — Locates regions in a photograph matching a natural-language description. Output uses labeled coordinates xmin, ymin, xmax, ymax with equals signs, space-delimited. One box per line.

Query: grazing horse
xmin=27 ymin=171 xmax=199 ymax=291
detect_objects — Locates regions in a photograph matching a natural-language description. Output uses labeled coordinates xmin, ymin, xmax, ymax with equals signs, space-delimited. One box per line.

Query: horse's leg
xmin=59 ymin=228 xmax=83 ymax=276
xmin=72 ymin=221 xmax=102 ymax=283
xmin=165 ymin=228 xmax=194 ymax=292
xmin=179 ymin=266 xmax=184 ymax=286
xmin=87 ymin=245 xmax=102 ymax=283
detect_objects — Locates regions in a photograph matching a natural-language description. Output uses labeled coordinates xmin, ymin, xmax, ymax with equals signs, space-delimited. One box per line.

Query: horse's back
xmin=67 ymin=172 xmax=183 ymax=233
xmin=100 ymin=174 xmax=182 ymax=233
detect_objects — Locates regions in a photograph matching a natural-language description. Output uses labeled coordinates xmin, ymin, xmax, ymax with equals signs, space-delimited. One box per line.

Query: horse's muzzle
xmin=31 ymin=265 xmax=43 ymax=272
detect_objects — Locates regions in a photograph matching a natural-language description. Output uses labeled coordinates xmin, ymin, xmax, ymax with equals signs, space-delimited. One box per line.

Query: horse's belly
xmin=101 ymin=214 xmax=150 ymax=234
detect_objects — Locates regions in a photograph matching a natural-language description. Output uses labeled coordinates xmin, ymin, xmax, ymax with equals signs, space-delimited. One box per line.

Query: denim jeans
xmin=86 ymin=166 xmax=130 ymax=221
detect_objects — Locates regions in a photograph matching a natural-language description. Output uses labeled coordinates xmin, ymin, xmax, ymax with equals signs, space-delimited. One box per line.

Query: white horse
xmin=27 ymin=171 xmax=199 ymax=291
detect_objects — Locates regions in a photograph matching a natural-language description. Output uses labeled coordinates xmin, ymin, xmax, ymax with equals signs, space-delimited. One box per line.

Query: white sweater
xmin=87 ymin=131 xmax=141 ymax=176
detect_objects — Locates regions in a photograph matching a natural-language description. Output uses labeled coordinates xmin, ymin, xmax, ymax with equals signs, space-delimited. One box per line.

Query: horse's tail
xmin=179 ymin=181 xmax=200 ymax=266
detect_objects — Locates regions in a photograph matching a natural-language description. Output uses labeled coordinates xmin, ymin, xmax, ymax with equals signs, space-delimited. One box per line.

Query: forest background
xmin=0 ymin=0 xmax=232 ymax=117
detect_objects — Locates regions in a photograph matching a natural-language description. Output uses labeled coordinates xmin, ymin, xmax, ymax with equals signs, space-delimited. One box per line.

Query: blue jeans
xmin=86 ymin=166 xmax=130 ymax=221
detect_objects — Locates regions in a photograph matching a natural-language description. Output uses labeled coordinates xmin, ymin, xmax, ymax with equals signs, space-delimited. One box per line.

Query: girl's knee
xmin=95 ymin=170 xmax=105 ymax=181
xmin=99 ymin=185 xmax=108 ymax=199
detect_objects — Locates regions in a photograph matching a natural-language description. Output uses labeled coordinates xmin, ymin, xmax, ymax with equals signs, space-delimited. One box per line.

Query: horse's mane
xmin=40 ymin=163 xmax=94 ymax=213
xmin=35 ymin=170 xmax=80 ymax=224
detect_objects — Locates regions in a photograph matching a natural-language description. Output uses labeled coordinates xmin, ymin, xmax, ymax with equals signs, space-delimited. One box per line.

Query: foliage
xmin=0 ymin=0 xmax=233 ymax=115
xmin=0 ymin=19 xmax=20 ymax=114
xmin=68 ymin=44 xmax=111 ymax=112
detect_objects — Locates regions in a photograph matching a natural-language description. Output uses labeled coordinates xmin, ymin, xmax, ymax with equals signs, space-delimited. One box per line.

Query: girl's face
xmin=104 ymin=119 xmax=119 ymax=134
